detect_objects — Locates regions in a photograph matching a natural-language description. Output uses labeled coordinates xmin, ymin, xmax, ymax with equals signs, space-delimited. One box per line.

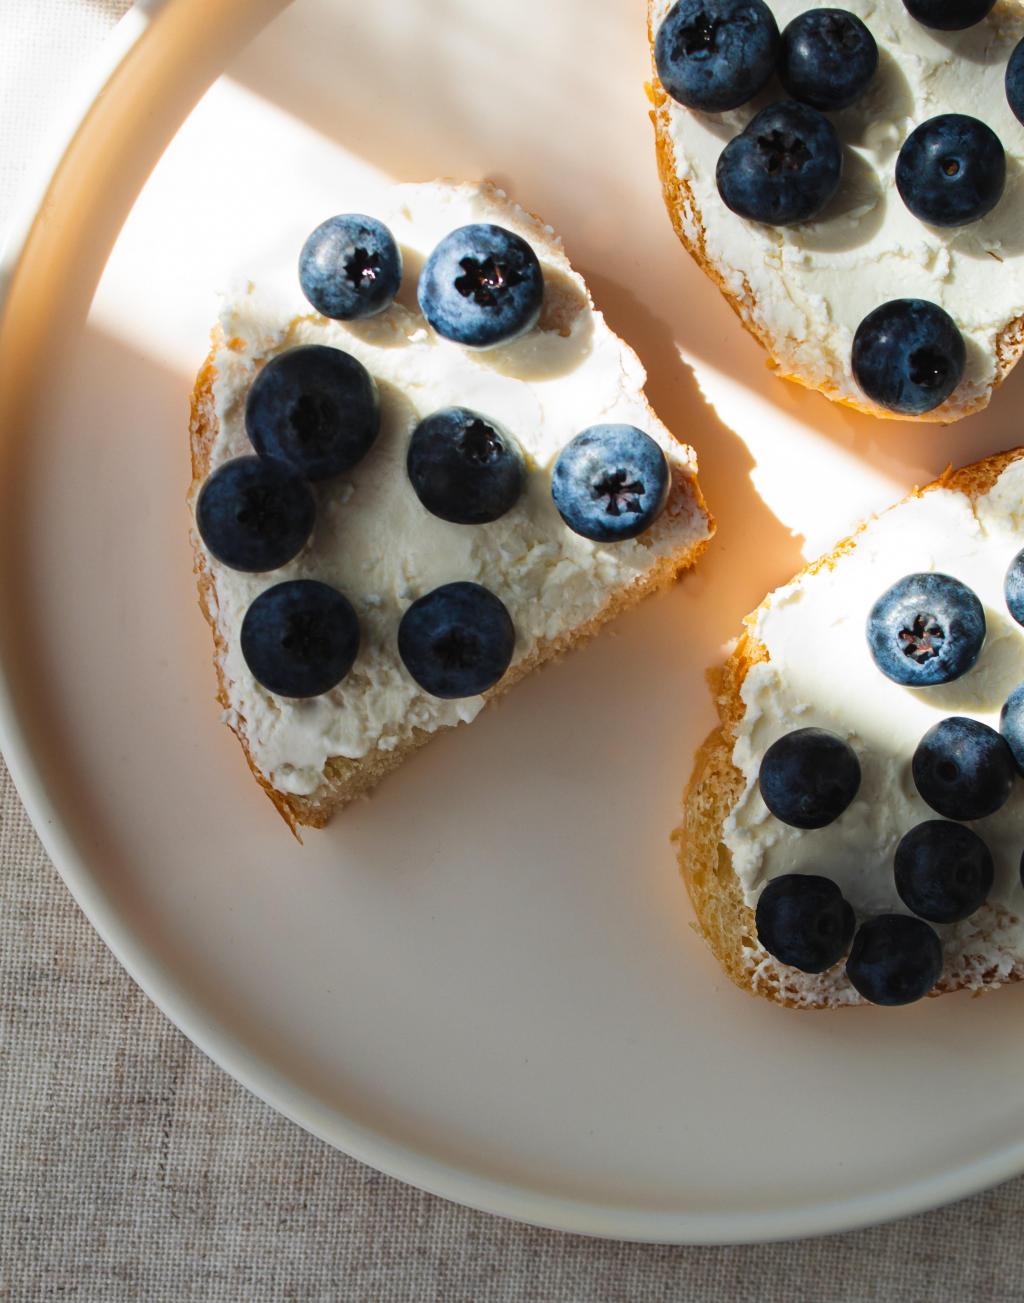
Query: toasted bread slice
xmin=647 ymin=0 xmax=1024 ymax=422
xmin=679 ymin=449 xmax=1024 ymax=1007
xmin=190 ymin=181 xmax=713 ymax=831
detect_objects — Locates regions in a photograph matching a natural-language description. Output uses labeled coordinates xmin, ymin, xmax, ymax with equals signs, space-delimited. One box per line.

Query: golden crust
xmin=676 ymin=448 xmax=1024 ymax=1008
xmin=189 ymin=244 xmax=714 ymax=829
xmin=645 ymin=4 xmax=1024 ymax=424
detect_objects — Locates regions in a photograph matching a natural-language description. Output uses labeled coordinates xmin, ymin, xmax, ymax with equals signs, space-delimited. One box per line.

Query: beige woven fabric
xmin=3 ymin=4 xmax=1024 ymax=1299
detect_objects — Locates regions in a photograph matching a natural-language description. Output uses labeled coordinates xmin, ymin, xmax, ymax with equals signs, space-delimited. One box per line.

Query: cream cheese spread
xmin=651 ymin=0 xmax=1024 ymax=415
xmin=725 ymin=456 xmax=1024 ymax=998
xmin=198 ymin=182 xmax=708 ymax=798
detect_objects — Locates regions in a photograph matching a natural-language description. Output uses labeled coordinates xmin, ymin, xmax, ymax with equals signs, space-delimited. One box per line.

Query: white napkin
xmin=0 ymin=0 xmax=132 ymax=228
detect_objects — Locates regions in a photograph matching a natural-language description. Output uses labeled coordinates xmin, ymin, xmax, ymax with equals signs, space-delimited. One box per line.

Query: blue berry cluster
xmin=655 ymin=0 xmax=1023 ymax=415
xmin=753 ymin=560 xmax=1024 ymax=1005
xmin=196 ymin=216 xmax=671 ymax=701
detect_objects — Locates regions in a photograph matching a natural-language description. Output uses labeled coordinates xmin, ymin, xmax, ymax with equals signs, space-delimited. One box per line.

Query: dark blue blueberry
xmin=902 ymin=0 xmax=995 ymax=29
xmin=851 ymin=299 xmax=965 ymax=415
xmin=894 ymin=820 xmax=993 ymax=923
xmin=758 ymin=727 xmax=861 ymax=829
xmin=196 ymin=455 xmax=314 ymax=573
xmin=551 ymin=425 xmax=670 ymax=543
xmin=298 ymin=214 xmax=402 ymax=320
xmin=407 ymin=407 xmax=525 ymax=525
xmin=417 ymin=224 xmax=543 ymax=349
xmin=912 ymin=716 xmax=1015 ymax=821
xmin=1000 ymin=682 xmax=1024 ymax=774
xmin=716 ymin=101 xmax=842 ymax=226
xmin=1004 ymin=546 xmax=1024 ymax=627
xmin=398 ymin=582 xmax=514 ymax=699
xmin=1007 ymin=39 xmax=1024 ymax=126
xmin=241 ymin=580 xmax=360 ymax=698
xmin=896 ymin=115 xmax=1005 ymax=228
xmin=654 ymin=0 xmax=779 ymax=112
xmin=845 ymin=914 xmax=943 ymax=1006
xmin=866 ymin=572 xmax=985 ymax=687
xmin=245 ymin=345 xmax=379 ymax=481
xmin=779 ymin=9 xmax=878 ymax=111
xmin=755 ymin=874 xmax=855 ymax=973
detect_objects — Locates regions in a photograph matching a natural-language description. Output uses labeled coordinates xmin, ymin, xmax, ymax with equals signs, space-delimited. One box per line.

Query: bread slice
xmin=647 ymin=0 xmax=1024 ymax=422
xmin=189 ymin=181 xmax=713 ymax=831
xmin=678 ymin=448 xmax=1024 ymax=1008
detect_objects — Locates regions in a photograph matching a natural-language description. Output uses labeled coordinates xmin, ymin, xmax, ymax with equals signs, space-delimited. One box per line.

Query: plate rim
xmin=2 ymin=0 xmax=1024 ymax=1244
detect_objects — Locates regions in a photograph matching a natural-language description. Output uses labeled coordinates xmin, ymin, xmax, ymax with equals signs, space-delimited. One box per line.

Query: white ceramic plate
xmin=5 ymin=0 xmax=1024 ymax=1244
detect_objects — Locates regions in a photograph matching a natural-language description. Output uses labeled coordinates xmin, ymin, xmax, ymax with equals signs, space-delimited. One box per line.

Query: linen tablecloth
xmin=3 ymin=4 xmax=1024 ymax=1299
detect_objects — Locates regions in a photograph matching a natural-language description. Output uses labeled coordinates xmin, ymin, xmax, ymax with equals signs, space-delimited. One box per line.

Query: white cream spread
xmin=725 ymin=457 xmax=1024 ymax=1000
xmin=652 ymin=0 xmax=1024 ymax=414
xmin=198 ymin=182 xmax=708 ymax=799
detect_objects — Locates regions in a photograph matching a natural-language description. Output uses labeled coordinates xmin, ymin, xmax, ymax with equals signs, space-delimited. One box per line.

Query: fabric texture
xmin=2 ymin=4 xmax=1024 ymax=1300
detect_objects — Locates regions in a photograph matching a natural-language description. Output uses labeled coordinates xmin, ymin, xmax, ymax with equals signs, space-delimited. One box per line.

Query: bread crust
xmin=188 ymin=191 xmax=713 ymax=830
xmin=677 ymin=448 xmax=1024 ymax=1008
xmin=645 ymin=3 xmax=1024 ymax=424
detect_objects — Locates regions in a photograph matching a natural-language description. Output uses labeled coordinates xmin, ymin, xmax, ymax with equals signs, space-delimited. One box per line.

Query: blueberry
xmin=716 ymin=101 xmax=842 ymax=226
xmin=851 ymin=299 xmax=965 ymax=415
xmin=654 ymin=0 xmax=779 ymax=112
xmin=912 ymin=717 xmax=1015 ymax=821
xmin=398 ymin=582 xmax=515 ymax=699
xmin=779 ymin=9 xmax=878 ymax=111
xmin=407 ymin=407 xmax=525 ymax=525
xmin=896 ymin=115 xmax=1005 ymax=228
xmin=196 ymin=455 xmax=314 ymax=573
xmin=901 ymin=0 xmax=995 ymax=30
xmin=845 ymin=914 xmax=943 ymax=1006
xmin=999 ymin=682 xmax=1024 ymax=774
xmin=245 ymin=345 xmax=379 ymax=481
xmin=894 ymin=820 xmax=993 ymax=923
xmin=755 ymin=874 xmax=855 ymax=972
xmin=1007 ymin=39 xmax=1024 ymax=127
xmin=298 ymin=214 xmax=402 ymax=321
xmin=417 ymin=224 xmax=543 ymax=349
xmin=758 ymin=727 xmax=861 ymax=829
xmin=866 ymin=573 xmax=985 ymax=687
xmin=551 ymin=425 xmax=670 ymax=543
xmin=240 ymin=580 xmax=360 ymax=698
xmin=1004 ymin=546 xmax=1024 ymax=627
